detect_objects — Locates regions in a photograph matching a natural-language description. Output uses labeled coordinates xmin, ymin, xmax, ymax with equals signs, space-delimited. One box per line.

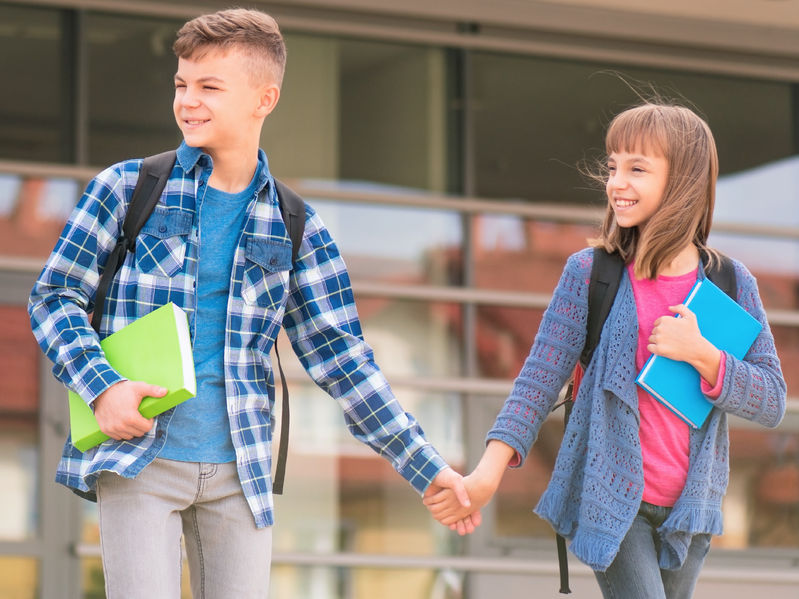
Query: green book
xmin=68 ymin=302 xmax=196 ymax=452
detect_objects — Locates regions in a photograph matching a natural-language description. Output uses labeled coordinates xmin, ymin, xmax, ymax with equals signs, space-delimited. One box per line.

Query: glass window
xmin=475 ymin=305 xmax=544 ymax=379
xmin=471 ymin=213 xmax=596 ymax=293
xmin=264 ymin=35 xmax=450 ymax=192
xmin=0 ymin=556 xmax=38 ymax=599
xmin=310 ymin=198 xmax=463 ymax=286
xmin=469 ymin=53 xmax=797 ymax=203
xmin=721 ymin=426 xmax=799 ymax=550
xmin=0 ymin=306 xmax=39 ymax=541
xmin=0 ymin=5 xmax=65 ymax=162
xmin=272 ymin=565 xmax=463 ymax=599
xmin=270 ymin=382 xmax=465 ymax=592
xmin=0 ymin=174 xmax=81 ymax=259
xmin=86 ymin=13 xmax=183 ymax=165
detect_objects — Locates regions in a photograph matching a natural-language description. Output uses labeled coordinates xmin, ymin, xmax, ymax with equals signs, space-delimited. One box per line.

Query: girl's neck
xmin=657 ymin=244 xmax=700 ymax=277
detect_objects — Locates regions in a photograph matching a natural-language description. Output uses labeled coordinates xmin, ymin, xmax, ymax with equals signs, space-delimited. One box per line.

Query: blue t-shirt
xmin=159 ymin=169 xmax=259 ymax=462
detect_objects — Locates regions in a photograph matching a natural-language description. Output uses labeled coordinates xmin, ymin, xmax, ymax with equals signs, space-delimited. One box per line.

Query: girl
xmin=424 ymin=102 xmax=786 ymax=598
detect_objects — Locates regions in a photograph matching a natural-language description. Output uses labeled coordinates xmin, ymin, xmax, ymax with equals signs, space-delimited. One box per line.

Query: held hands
xmin=92 ymin=380 xmax=165 ymax=440
xmin=424 ymin=470 xmax=496 ymax=535
xmin=423 ymin=441 xmax=515 ymax=535
xmin=426 ymin=468 xmax=482 ymax=535
xmin=649 ymin=304 xmax=722 ymax=386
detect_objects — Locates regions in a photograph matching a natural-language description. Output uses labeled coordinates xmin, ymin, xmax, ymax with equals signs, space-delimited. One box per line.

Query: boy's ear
xmin=255 ymin=83 xmax=280 ymax=118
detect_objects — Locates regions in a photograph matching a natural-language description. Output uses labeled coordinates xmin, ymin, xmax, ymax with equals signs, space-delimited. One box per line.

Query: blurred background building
xmin=0 ymin=1 xmax=798 ymax=597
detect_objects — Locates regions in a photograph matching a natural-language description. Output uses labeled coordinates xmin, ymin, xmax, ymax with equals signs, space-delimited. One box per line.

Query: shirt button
xmin=158 ymin=225 xmax=167 ymax=233
xmin=269 ymin=258 xmax=278 ymax=266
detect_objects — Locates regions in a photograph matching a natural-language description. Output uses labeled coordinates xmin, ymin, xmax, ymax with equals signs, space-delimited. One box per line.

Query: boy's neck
xmin=206 ymin=144 xmax=260 ymax=194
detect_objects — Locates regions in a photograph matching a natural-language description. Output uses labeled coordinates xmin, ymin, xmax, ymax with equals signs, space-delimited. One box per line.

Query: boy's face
xmin=173 ymin=47 xmax=279 ymax=155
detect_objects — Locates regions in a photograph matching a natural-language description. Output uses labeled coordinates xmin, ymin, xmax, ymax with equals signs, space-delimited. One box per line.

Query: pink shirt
xmin=629 ymin=264 xmax=725 ymax=506
xmin=506 ymin=264 xmax=726 ymax=481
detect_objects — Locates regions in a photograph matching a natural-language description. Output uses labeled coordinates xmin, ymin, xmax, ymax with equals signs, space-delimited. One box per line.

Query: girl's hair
xmin=590 ymin=103 xmax=720 ymax=279
xmin=173 ymin=8 xmax=286 ymax=87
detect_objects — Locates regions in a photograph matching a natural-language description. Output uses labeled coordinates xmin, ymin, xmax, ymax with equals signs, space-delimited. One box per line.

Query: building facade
xmin=0 ymin=1 xmax=797 ymax=597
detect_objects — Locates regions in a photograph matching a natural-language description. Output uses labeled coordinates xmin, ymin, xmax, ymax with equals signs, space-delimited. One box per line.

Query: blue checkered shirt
xmin=28 ymin=142 xmax=447 ymax=527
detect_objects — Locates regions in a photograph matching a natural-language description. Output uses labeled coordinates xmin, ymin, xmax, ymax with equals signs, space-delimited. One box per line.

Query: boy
xmin=29 ymin=9 xmax=471 ymax=599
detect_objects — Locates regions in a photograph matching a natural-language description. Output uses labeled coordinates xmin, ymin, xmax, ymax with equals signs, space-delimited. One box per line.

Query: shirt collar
xmin=175 ymin=142 xmax=274 ymax=196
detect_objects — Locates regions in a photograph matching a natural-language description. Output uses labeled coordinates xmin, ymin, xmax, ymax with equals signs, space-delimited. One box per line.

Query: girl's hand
xmin=423 ymin=440 xmax=514 ymax=534
xmin=649 ymin=304 xmax=722 ymax=386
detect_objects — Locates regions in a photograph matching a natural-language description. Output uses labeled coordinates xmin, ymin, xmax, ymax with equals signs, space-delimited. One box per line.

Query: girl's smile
xmin=606 ymin=150 xmax=669 ymax=230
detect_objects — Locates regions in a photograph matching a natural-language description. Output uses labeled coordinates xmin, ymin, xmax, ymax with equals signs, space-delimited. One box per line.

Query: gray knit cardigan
xmin=487 ymin=248 xmax=785 ymax=572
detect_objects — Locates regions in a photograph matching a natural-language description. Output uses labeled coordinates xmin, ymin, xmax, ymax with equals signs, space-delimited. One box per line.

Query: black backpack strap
xmin=555 ymin=247 xmax=624 ymax=595
xmin=701 ymin=249 xmax=736 ymax=300
xmin=274 ymin=179 xmax=305 ymax=262
xmin=581 ymin=248 xmax=625 ymax=368
xmin=270 ymin=179 xmax=306 ymax=496
xmin=91 ymin=150 xmax=177 ymax=334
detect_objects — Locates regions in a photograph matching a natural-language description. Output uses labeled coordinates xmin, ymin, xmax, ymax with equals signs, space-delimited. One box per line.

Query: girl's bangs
xmin=605 ymin=107 xmax=668 ymax=157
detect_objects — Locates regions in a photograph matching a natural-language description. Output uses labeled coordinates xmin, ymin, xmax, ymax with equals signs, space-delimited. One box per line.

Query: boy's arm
xmin=28 ymin=164 xmax=131 ymax=406
xmin=281 ymin=209 xmax=459 ymax=496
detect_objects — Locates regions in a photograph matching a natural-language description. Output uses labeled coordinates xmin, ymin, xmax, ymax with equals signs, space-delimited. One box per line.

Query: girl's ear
xmin=255 ymin=83 xmax=280 ymax=118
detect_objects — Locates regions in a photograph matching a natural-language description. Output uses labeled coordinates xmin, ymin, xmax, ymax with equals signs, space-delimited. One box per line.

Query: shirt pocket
xmin=134 ymin=208 xmax=193 ymax=277
xmin=242 ymin=237 xmax=292 ymax=309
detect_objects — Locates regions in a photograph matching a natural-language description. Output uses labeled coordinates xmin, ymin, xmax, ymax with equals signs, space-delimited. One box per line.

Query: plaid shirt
xmin=29 ymin=142 xmax=447 ymax=527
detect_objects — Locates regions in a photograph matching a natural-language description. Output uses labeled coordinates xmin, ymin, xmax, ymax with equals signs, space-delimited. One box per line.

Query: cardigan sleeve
xmin=705 ymin=261 xmax=786 ymax=428
xmin=486 ymin=249 xmax=592 ymax=466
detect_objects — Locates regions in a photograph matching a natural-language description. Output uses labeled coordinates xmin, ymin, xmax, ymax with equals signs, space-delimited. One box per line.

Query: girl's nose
xmin=608 ymin=172 xmax=628 ymax=190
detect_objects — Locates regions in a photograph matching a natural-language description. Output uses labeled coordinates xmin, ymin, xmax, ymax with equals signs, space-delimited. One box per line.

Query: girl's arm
xmin=425 ymin=250 xmax=594 ymax=531
xmin=649 ymin=265 xmax=786 ymax=427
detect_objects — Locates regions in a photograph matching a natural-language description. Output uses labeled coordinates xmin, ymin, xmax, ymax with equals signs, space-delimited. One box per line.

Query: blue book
xmin=635 ymin=277 xmax=762 ymax=428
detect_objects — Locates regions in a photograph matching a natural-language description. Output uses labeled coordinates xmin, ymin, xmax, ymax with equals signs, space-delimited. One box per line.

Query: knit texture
xmin=487 ymin=248 xmax=785 ymax=571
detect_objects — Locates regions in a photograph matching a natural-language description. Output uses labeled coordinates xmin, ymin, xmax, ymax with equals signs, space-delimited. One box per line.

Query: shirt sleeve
xmin=280 ymin=208 xmax=447 ymax=494
xmin=700 ymin=352 xmax=726 ymax=398
xmin=27 ymin=164 xmax=131 ymax=404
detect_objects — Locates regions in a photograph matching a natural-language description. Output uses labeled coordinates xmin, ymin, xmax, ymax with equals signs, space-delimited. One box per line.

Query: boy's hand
xmin=425 ymin=468 xmax=482 ymax=535
xmin=424 ymin=470 xmax=496 ymax=534
xmin=92 ymin=381 xmax=164 ymax=440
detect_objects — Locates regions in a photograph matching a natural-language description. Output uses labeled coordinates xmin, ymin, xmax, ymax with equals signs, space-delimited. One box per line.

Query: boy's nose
xmin=179 ymin=90 xmax=201 ymax=108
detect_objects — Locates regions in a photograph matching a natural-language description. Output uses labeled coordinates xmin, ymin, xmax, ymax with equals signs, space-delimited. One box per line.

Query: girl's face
xmin=606 ymin=149 xmax=669 ymax=231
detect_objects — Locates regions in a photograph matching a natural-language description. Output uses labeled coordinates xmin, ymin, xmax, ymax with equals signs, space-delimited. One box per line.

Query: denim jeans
xmin=97 ymin=458 xmax=273 ymax=599
xmin=594 ymin=501 xmax=711 ymax=599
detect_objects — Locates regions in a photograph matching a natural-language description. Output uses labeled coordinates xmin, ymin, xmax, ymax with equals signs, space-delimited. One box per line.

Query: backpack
xmin=91 ymin=150 xmax=304 ymax=495
xmin=553 ymin=247 xmax=736 ymax=594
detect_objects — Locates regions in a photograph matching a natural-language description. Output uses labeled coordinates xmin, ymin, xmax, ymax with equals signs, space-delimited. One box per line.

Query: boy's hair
xmin=591 ymin=103 xmax=719 ymax=279
xmin=173 ymin=8 xmax=286 ymax=87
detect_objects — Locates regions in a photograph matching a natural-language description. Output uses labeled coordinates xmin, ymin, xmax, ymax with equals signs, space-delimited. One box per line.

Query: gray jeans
xmin=594 ymin=501 xmax=711 ymax=599
xmin=97 ymin=458 xmax=273 ymax=599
